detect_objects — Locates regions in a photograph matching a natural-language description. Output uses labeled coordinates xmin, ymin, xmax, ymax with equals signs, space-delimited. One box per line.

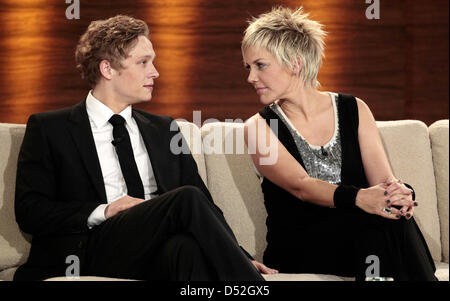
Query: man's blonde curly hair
xmin=242 ymin=6 xmax=326 ymax=88
xmin=75 ymin=15 xmax=149 ymax=87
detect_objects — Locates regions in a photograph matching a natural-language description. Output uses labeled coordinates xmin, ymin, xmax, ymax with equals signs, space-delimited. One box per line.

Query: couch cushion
xmin=201 ymin=122 xmax=267 ymax=262
xmin=0 ymin=124 xmax=31 ymax=275
xmin=377 ymin=121 xmax=441 ymax=261
xmin=262 ymin=260 xmax=448 ymax=281
xmin=176 ymin=121 xmax=207 ymax=185
xmin=0 ymin=266 xmax=18 ymax=281
xmin=45 ymin=276 xmax=136 ymax=281
xmin=429 ymin=120 xmax=449 ymax=263
xmin=434 ymin=261 xmax=449 ymax=281
xmin=263 ymin=273 xmax=352 ymax=281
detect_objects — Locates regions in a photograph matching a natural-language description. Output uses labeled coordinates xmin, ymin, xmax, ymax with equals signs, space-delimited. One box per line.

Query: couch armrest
xmin=429 ymin=120 xmax=449 ymax=263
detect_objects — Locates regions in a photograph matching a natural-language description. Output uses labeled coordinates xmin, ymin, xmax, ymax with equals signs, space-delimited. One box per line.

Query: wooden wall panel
xmin=0 ymin=0 xmax=448 ymax=125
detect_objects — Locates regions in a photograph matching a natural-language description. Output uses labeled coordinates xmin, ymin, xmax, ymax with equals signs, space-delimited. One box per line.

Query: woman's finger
xmin=253 ymin=261 xmax=278 ymax=274
xmin=386 ymin=183 xmax=413 ymax=198
xmin=262 ymin=265 xmax=278 ymax=274
xmin=398 ymin=205 xmax=409 ymax=217
xmin=379 ymin=206 xmax=401 ymax=220
xmin=387 ymin=192 xmax=413 ymax=208
xmin=385 ymin=182 xmax=403 ymax=195
xmin=405 ymin=205 xmax=415 ymax=220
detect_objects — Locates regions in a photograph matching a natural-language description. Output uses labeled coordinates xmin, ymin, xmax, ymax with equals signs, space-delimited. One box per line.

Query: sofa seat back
xmin=0 ymin=124 xmax=30 ymax=277
xmin=429 ymin=120 xmax=449 ymax=263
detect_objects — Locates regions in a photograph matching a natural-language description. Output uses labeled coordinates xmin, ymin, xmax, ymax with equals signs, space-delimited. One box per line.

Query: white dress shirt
xmin=86 ymin=91 xmax=158 ymax=228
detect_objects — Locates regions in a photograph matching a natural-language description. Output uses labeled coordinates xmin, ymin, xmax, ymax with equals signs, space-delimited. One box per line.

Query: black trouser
xmin=84 ymin=185 xmax=264 ymax=281
xmin=264 ymin=206 xmax=437 ymax=281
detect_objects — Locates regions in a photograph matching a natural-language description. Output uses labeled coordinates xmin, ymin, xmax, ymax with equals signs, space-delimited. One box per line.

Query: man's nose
xmin=148 ymin=64 xmax=159 ymax=79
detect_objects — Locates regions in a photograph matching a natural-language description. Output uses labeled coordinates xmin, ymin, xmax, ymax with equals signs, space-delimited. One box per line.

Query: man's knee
xmin=175 ymin=185 xmax=206 ymax=198
xmin=172 ymin=185 xmax=210 ymax=209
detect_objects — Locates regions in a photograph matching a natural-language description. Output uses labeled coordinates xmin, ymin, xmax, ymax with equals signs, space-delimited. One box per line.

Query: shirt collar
xmin=85 ymin=90 xmax=134 ymax=132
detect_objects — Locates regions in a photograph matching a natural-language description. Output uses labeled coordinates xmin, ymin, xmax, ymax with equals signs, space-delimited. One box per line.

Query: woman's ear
xmin=99 ymin=60 xmax=114 ymax=80
xmin=292 ymin=57 xmax=302 ymax=76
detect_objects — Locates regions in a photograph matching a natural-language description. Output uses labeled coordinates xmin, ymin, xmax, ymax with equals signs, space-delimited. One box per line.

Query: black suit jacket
xmin=14 ymin=100 xmax=243 ymax=281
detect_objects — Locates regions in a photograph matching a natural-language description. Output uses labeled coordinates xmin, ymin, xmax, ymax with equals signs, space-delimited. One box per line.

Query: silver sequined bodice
xmin=270 ymin=93 xmax=342 ymax=184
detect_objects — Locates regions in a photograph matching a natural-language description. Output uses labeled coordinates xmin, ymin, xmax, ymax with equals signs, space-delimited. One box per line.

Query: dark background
xmin=0 ymin=0 xmax=448 ymax=125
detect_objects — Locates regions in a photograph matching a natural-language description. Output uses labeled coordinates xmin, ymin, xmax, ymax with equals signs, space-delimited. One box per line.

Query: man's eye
xmin=245 ymin=64 xmax=250 ymax=70
xmin=141 ymin=60 xmax=147 ymax=65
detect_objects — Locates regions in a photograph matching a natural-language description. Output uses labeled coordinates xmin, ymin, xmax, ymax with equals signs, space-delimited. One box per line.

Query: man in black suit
xmin=14 ymin=15 xmax=275 ymax=281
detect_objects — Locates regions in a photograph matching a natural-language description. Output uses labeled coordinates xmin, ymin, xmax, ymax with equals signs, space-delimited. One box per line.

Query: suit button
xmin=78 ymin=241 xmax=84 ymax=249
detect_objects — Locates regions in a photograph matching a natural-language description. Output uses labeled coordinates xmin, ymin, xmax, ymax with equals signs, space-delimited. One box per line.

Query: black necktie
xmin=109 ymin=114 xmax=145 ymax=199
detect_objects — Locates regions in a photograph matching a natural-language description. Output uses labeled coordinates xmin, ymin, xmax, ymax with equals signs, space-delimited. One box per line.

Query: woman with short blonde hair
xmin=242 ymin=6 xmax=326 ymax=89
xmin=242 ymin=6 xmax=437 ymax=281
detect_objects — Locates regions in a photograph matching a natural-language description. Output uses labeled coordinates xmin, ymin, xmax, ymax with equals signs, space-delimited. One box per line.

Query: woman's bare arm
xmin=244 ymin=110 xmax=406 ymax=220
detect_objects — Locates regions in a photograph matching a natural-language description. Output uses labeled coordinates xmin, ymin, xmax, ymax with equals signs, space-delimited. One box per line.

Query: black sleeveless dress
xmin=258 ymin=93 xmax=437 ymax=281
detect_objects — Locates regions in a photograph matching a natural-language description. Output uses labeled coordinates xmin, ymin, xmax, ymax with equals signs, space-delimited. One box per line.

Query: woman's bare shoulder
xmin=245 ymin=112 xmax=264 ymax=126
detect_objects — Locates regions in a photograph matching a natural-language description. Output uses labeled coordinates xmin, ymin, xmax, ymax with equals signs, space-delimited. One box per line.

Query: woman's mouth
xmin=255 ymin=87 xmax=266 ymax=95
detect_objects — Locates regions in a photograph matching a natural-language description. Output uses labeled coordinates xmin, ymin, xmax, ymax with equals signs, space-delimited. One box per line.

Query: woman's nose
xmin=247 ymin=68 xmax=257 ymax=84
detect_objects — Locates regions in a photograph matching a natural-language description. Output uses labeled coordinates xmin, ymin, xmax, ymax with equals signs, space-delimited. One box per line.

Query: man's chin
xmin=134 ymin=95 xmax=153 ymax=104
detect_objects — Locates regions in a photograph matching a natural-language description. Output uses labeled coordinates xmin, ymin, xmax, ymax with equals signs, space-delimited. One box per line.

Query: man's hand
xmin=251 ymin=260 xmax=278 ymax=275
xmin=105 ymin=195 xmax=146 ymax=219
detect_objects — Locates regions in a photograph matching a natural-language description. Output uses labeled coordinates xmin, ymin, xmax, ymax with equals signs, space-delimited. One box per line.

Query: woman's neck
xmin=278 ymin=86 xmax=329 ymax=122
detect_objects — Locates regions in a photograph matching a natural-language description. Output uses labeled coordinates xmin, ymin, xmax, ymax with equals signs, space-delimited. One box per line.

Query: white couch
xmin=0 ymin=119 xmax=448 ymax=281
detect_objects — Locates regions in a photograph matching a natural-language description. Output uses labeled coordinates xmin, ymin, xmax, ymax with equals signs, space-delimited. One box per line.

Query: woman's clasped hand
xmin=356 ymin=179 xmax=417 ymax=220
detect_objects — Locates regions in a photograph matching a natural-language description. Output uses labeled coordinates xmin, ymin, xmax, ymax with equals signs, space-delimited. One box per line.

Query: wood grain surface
xmin=0 ymin=0 xmax=448 ymax=125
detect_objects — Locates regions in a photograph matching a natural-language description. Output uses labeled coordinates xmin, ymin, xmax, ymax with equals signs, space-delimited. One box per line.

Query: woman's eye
xmin=141 ymin=60 xmax=147 ymax=65
xmin=257 ymin=63 xmax=266 ymax=69
xmin=244 ymin=63 xmax=266 ymax=70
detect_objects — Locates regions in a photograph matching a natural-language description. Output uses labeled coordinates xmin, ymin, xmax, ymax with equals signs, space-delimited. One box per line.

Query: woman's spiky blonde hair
xmin=242 ymin=6 xmax=326 ymax=88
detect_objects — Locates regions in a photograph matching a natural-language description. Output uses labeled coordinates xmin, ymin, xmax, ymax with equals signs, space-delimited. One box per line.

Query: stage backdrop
xmin=0 ymin=0 xmax=448 ymax=125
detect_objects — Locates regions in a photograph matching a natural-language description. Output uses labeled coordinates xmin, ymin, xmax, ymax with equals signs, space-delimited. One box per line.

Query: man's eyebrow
xmin=137 ymin=54 xmax=155 ymax=60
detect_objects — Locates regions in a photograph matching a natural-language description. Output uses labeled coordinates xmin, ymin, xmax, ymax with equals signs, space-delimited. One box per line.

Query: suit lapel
xmin=132 ymin=110 xmax=167 ymax=194
xmin=68 ymin=101 xmax=107 ymax=203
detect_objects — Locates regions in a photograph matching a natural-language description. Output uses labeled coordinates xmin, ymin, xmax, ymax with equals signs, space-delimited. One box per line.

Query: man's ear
xmin=99 ymin=60 xmax=114 ymax=80
xmin=292 ymin=57 xmax=302 ymax=76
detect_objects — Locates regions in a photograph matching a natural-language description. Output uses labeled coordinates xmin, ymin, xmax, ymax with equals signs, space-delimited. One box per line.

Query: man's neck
xmin=92 ymin=85 xmax=130 ymax=114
